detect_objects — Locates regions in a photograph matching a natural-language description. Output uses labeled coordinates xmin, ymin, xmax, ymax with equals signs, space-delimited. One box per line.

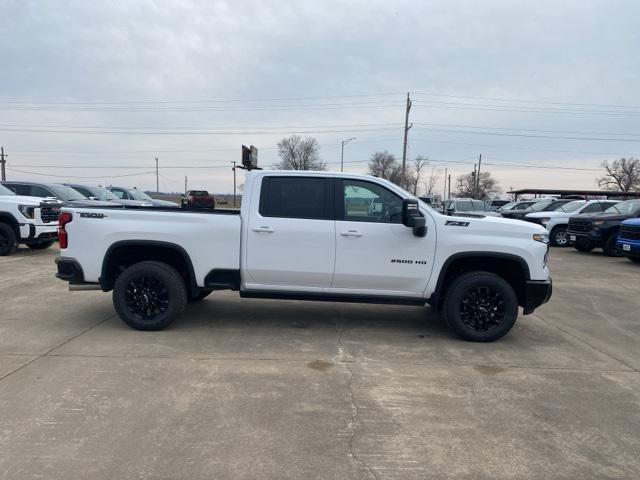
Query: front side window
xmin=29 ymin=185 xmax=55 ymax=198
xmin=260 ymin=177 xmax=328 ymax=220
xmin=342 ymin=179 xmax=402 ymax=223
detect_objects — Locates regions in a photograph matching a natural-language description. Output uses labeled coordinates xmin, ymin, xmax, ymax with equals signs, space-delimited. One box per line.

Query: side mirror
xmin=402 ymin=199 xmax=427 ymax=237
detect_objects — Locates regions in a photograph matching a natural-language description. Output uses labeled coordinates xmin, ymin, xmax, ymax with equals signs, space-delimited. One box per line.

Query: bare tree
xmin=274 ymin=135 xmax=326 ymax=170
xmin=456 ymin=170 xmax=500 ymax=199
xmin=597 ymin=158 xmax=640 ymax=191
xmin=408 ymin=156 xmax=429 ymax=195
xmin=424 ymin=167 xmax=441 ymax=195
xmin=367 ymin=151 xmax=404 ymax=185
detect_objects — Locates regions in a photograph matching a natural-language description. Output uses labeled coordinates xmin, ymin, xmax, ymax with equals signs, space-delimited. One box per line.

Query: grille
xmin=619 ymin=225 xmax=640 ymax=241
xmin=568 ymin=218 xmax=592 ymax=232
xmin=40 ymin=202 xmax=61 ymax=223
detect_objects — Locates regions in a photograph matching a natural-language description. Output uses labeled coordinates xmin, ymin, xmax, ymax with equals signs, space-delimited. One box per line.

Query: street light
xmin=340 ymin=137 xmax=356 ymax=172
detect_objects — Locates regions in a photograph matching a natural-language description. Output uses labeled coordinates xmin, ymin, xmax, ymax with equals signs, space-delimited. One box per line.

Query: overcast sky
xmin=1 ymin=0 xmax=639 ymax=196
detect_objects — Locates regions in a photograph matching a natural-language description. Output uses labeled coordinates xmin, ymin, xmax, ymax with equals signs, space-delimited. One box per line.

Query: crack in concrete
xmin=334 ymin=310 xmax=380 ymax=480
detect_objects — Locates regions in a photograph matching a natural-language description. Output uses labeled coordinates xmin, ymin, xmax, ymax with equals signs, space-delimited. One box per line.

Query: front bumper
xmin=617 ymin=238 xmax=640 ymax=257
xmin=19 ymin=223 xmax=58 ymax=243
xmin=566 ymin=230 xmax=603 ymax=248
xmin=523 ymin=278 xmax=552 ymax=315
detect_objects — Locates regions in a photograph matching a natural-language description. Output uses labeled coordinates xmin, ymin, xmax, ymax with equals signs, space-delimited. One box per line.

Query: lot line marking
xmin=0 ymin=314 xmax=115 ymax=383
xmin=533 ymin=312 xmax=638 ymax=373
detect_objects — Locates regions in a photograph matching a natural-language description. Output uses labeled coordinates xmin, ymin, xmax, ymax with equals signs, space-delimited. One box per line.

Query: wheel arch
xmin=430 ymin=252 xmax=531 ymax=310
xmin=100 ymin=240 xmax=197 ymax=295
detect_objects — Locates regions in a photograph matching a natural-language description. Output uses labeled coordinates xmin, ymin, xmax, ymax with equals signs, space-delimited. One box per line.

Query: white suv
xmin=525 ymin=200 xmax=619 ymax=247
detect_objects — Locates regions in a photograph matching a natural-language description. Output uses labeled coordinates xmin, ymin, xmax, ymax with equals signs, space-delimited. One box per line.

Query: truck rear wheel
xmin=113 ymin=261 xmax=187 ymax=331
xmin=443 ymin=272 xmax=518 ymax=342
xmin=0 ymin=223 xmax=17 ymax=256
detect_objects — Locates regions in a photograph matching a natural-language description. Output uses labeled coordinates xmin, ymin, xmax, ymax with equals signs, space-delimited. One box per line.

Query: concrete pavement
xmin=0 ymin=245 xmax=638 ymax=479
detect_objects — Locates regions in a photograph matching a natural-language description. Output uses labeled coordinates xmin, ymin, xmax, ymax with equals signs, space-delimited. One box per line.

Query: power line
xmin=6 ymin=167 xmax=155 ymax=179
xmin=413 ymin=101 xmax=640 ymax=117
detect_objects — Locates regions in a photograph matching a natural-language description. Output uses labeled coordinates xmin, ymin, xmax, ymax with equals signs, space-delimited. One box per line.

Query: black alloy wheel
xmin=459 ymin=286 xmax=505 ymax=333
xmin=0 ymin=223 xmax=17 ymax=256
xmin=125 ymin=275 xmax=170 ymax=320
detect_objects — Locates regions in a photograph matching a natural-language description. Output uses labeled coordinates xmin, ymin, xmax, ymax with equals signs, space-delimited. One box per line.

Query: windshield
xmin=127 ymin=189 xmax=153 ymax=201
xmin=529 ymin=200 xmax=554 ymax=212
xmin=90 ymin=186 xmax=119 ymax=201
xmin=605 ymin=199 xmax=640 ymax=214
xmin=499 ymin=202 xmax=517 ymax=210
xmin=559 ymin=201 xmax=585 ymax=213
xmin=49 ymin=184 xmax=88 ymax=201
xmin=0 ymin=184 xmax=16 ymax=196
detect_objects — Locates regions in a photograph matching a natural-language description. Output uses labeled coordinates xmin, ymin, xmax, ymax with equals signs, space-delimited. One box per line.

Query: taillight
xmin=58 ymin=212 xmax=72 ymax=248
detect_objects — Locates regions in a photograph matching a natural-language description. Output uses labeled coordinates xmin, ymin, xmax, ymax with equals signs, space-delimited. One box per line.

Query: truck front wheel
xmin=113 ymin=261 xmax=187 ymax=331
xmin=443 ymin=272 xmax=519 ymax=342
xmin=0 ymin=223 xmax=17 ymax=256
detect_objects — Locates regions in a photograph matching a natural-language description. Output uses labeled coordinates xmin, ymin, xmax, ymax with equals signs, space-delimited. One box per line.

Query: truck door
xmin=332 ymin=178 xmax=435 ymax=296
xmin=244 ymin=176 xmax=336 ymax=289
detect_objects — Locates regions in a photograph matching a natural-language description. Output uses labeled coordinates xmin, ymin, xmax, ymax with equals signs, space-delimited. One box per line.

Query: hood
xmin=525 ymin=211 xmax=570 ymax=219
xmin=65 ymin=199 xmax=120 ymax=208
xmin=449 ymin=213 xmax=546 ymax=237
xmin=572 ymin=212 xmax=633 ymax=222
xmin=0 ymin=194 xmax=49 ymax=206
xmin=150 ymin=199 xmax=180 ymax=207
xmin=107 ymin=199 xmax=155 ymax=207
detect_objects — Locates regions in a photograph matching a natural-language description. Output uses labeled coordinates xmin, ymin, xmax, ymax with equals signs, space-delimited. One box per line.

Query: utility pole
xmin=231 ymin=161 xmax=237 ymax=207
xmin=184 ymin=176 xmax=187 ymax=194
xmin=448 ymin=174 xmax=451 ymax=200
xmin=340 ymin=137 xmax=356 ymax=173
xmin=472 ymin=164 xmax=477 ymax=199
xmin=0 ymin=147 xmax=6 ymax=181
xmin=401 ymin=92 xmax=412 ymax=187
xmin=443 ymin=167 xmax=448 ymax=201
xmin=155 ymin=157 xmax=159 ymax=193
xmin=476 ymin=153 xmax=483 ymax=199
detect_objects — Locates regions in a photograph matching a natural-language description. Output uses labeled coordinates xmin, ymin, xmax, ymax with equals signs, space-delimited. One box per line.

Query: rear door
xmin=332 ymin=178 xmax=435 ymax=296
xmin=244 ymin=176 xmax=336 ymax=289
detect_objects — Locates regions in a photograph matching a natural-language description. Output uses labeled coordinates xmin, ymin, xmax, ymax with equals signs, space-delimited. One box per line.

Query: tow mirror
xmin=402 ymin=199 xmax=427 ymax=237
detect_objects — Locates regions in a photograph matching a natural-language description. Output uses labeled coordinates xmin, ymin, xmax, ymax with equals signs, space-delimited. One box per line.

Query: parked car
xmin=65 ymin=183 xmax=154 ymax=207
xmin=502 ymin=198 xmax=573 ymax=221
xmin=2 ymin=181 xmax=114 ymax=207
xmin=55 ymin=171 xmax=552 ymax=342
xmin=442 ymin=198 xmax=502 ymax=217
xmin=496 ymin=200 xmax=538 ymax=216
xmin=107 ymin=186 xmax=179 ymax=207
xmin=567 ymin=199 xmax=640 ymax=256
xmin=524 ymin=200 xmax=619 ymax=247
xmin=0 ymin=183 xmax=61 ymax=255
xmin=485 ymin=199 xmax=510 ymax=211
xmin=617 ymin=218 xmax=640 ymax=263
xmin=181 ymin=190 xmax=216 ymax=209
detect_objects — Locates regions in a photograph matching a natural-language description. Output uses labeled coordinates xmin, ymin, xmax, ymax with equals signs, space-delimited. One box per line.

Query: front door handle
xmin=252 ymin=226 xmax=275 ymax=233
xmin=340 ymin=230 xmax=363 ymax=237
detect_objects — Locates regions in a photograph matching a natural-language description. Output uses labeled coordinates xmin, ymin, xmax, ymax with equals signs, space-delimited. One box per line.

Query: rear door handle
xmin=252 ymin=226 xmax=275 ymax=233
xmin=340 ymin=230 xmax=363 ymax=237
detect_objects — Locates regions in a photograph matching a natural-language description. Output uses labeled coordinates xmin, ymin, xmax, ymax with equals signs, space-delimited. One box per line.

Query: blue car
xmin=617 ymin=218 xmax=640 ymax=263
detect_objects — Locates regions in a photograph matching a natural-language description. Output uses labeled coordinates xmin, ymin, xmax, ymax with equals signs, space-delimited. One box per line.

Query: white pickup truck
xmin=0 ymin=183 xmax=61 ymax=255
xmin=55 ymin=171 xmax=552 ymax=341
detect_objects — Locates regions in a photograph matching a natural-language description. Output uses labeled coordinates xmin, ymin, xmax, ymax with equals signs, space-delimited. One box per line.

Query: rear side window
xmin=5 ymin=183 xmax=28 ymax=195
xmin=259 ymin=177 xmax=330 ymax=220
xmin=29 ymin=185 xmax=54 ymax=198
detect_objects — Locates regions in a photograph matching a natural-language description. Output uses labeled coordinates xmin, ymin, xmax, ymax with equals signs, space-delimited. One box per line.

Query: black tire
xmin=550 ymin=226 xmax=568 ymax=247
xmin=574 ymin=238 xmax=593 ymax=252
xmin=603 ymin=234 xmax=622 ymax=257
xmin=112 ymin=261 xmax=187 ymax=331
xmin=443 ymin=272 xmax=519 ymax=342
xmin=26 ymin=239 xmax=56 ymax=250
xmin=0 ymin=223 xmax=17 ymax=256
xmin=190 ymin=288 xmax=213 ymax=302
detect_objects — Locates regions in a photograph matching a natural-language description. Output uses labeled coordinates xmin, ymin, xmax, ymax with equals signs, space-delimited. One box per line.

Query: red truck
xmin=181 ymin=190 xmax=216 ymax=210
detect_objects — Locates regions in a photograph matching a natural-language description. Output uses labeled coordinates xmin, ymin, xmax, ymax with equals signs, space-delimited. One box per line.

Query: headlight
xmin=540 ymin=217 xmax=550 ymax=225
xmin=18 ymin=205 xmax=35 ymax=219
xmin=593 ymin=220 xmax=605 ymax=226
xmin=533 ymin=233 xmax=549 ymax=244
